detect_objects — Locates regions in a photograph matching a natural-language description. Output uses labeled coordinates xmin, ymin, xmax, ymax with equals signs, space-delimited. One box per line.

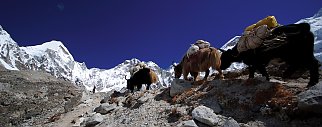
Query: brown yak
xmin=174 ymin=47 xmax=224 ymax=81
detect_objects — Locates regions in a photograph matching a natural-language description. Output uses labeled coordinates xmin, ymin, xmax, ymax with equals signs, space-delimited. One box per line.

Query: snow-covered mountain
xmin=297 ymin=8 xmax=322 ymax=62
xmin=221 ymin=8 xmax=322 ymax=71
xmin=0 ymin=27 xmax=173 ymax=92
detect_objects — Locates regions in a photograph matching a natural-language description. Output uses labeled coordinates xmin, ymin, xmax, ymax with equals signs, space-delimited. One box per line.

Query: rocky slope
xmin=1 ymin=66 xmax=321 ymax=127
xmin=36 ymin=72 xmax=321 ymax=127
xmin=0 ymin=68 xmax=82 ymax=127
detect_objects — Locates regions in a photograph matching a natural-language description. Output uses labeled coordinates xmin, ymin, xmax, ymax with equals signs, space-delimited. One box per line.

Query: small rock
xmin=138 ymin=95 xmax=149 ymax=103
xmin=81 ymin=113 xmax=103 ymax=127
xmin=94 ymin=103 xmax=117 ymax=115
xmin=192 ymin=106 xmax=240 ymax=127
xmin=72 ymin=118 xmax=83 ymax=127
xmin=1 ymin=100 xmax=10 ymax=106
xmin=177 ymin=120 xmax=198 ymax=127
xmin=260 ymin=105 xmax=272 ymax=115
xmin=192 ymin=105 xmax=220 ymax=126
xmin=223 ymin=117 xmax=239 ymax=127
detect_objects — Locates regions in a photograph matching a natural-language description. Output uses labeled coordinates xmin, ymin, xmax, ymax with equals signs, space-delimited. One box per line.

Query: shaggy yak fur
xmin=174 ymin=47 xmax=224 ymax=81
xmin=220 ymin=23 xmax=319 ymax=87
xmin=126 ymin=68 xmax=158 ymax=92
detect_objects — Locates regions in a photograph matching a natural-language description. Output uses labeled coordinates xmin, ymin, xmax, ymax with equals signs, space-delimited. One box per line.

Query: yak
xmin=220 ymin=23 xmax=319 ymax=87
xmin=125 ymin=67 xmax=158 ymax=92
xmin=174 ymin=47 xmax=224 ymax=81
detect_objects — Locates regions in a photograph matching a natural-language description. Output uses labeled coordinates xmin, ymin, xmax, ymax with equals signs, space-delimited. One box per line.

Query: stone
xmin=137 ymin=93 xmax=153 ymax=103
xmin=177 ymin=120 xmax=198 ymax=127
xmin=297 ymin=81 xmax=322 ymax=113
xmin=170 ymin=79 xmax=193 ymax=97
xmin=94 ymin=103 xmax=117 ymax=115
xmin=192 ymin=106 xmax=240 ymax=127
xmin=223 ymin=117 xmax=240 ymax=127
xmin=81 ymin=113 xmax=103 ymax=127
xmin=192 ymin=105 xmax=220 ymax=126
xmin=199 ymin=98 xmax=222 ymax=114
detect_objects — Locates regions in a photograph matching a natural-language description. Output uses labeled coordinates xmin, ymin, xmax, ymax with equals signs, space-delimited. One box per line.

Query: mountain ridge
xmin=0 ymin=28 xmax=173 ymax=92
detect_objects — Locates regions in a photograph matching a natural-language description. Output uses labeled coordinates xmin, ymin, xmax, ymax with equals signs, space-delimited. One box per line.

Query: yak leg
xmin=182 ymin=69 xmax=189 ymax=81
xmin=183 ymin=73 xmax=189 ymax=81
xmin=191 ymin=72 xmax=199 ymax=81
xmin=146 ymin=84 xmax=151 ymax=90
xmin=216 ymin=67 xmax=224 ymax=79
xmin=129 ymin=85 xmax=135 ymax=93
xmin=258 ymin=65 xmax=270 ymax=81
xmin=308 ymin=58 xmax=320 ymax=87
xmin=248 ymin=66 xmax=255 ymax=79
xmin=137 ymin=84 xmax=143 ymax=91
xmin=203 ymin=69 xmax=210 ymax=81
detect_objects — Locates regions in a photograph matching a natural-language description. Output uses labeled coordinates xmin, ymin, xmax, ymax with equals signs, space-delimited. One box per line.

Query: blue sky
xmin=1 ymin=0 xmax=322 ymax=69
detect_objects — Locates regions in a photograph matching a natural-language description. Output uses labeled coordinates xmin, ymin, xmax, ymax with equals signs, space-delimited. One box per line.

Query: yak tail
xmin=149 ymin=69 xmax=158 ymax=83
xmin=209 ymin=47 xmax=221 ymax=69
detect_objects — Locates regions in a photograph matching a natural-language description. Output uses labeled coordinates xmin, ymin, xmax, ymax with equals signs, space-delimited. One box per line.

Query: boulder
xmin=81 ymin=113 xmax=103 ymax=127
xmin=297 ymin=81 xmax=322 ymax=113
xmin=170 ymin=79 xmax=193 ymax=97
xmin=192 ymin=105 xmax=239 ymax=127
xmin=192 ymin=106 xmax=220 ymax=126
xmin=94 ymin=103 xmax=117 ymax=115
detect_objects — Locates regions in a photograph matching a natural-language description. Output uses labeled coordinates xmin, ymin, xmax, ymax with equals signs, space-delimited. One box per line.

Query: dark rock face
xmin=298 ymin=81 xmax=322 ymax=113
xmin=0 ymin=70 xmax=82 ymax=126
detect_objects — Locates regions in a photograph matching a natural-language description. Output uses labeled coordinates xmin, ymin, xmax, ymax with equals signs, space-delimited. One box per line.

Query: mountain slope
xmin=297 ymin=8 xmax=322 ymax=62
xmin=0 ymin=26 xmax=173 ymax=92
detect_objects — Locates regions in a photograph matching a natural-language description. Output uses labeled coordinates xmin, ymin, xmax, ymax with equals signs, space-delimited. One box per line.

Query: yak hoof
xmin=219 ymin=75 xmax=225 ymax=80
xmin=307 ymin=81 xmax=318 ymax=88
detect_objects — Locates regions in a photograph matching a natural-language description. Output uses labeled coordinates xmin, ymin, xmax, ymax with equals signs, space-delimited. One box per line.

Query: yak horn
xmin=172 ymin=61 xmax=176 ymax=66
xmin=124 ymin=75 xmax=129 ymax=80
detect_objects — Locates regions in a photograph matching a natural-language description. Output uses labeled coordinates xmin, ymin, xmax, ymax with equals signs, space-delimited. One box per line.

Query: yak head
xmin=173 ymin=63 xmax=183 ymax=79
xmin=125 ymin=76 xmax=134 ymax=91
xmin=220 ymin=48 xmax=241 ymax=70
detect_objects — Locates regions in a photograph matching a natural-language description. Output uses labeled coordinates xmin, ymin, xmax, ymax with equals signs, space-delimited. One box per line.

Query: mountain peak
xmin=221 ymin=36 xmax=240 ymax=50
xmin=21 ymin=40 xmax=74 ymax=60
xmin=36 ymin=40 xmax=68 ymax=53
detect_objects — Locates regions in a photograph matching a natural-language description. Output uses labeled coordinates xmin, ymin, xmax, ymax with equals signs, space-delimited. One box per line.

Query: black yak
xmin=220 ymin=23 xmax=319 ymax=87
xmin=125 ymin=68 xmax=158 ymax=92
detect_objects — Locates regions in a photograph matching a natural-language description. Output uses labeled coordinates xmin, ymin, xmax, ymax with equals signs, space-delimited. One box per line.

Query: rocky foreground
xmin=0 ymin=66 xmax=83 ymax=127
xmin=0 ymin=67 xmax=322 ymax=127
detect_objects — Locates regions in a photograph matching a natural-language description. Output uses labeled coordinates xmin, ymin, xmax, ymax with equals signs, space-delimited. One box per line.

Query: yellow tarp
xmin=245 ymin=16 xmax=278 ymax=31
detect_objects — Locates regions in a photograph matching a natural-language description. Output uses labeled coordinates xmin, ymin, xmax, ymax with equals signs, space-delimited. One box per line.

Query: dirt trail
xmin=50 ymin=92 xmax=103 ymax=127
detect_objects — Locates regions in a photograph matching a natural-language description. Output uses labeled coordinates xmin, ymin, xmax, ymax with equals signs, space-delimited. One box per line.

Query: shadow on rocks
xmin=154 ymin=88 xmax=172 ymax=103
